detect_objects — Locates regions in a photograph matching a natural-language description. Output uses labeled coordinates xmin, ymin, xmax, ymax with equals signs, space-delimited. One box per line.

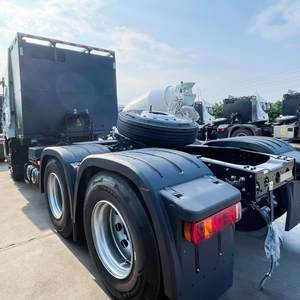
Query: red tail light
xmin=0 ymin=141 xmax=3 ymax=146
xmin=217 ymin=128 xmax=225 ymax=132
xmin=184 ymin=202 xmax=241 ymax=244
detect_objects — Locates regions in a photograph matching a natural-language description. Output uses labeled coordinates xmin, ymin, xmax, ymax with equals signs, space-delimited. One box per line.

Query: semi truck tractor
xmin=1 ymin=33 xmax=300 ymax=300
xmin=198 ymin=93 xmax=273 ymax=140
xmin=193 ymin=97 xmax=215 ymax=125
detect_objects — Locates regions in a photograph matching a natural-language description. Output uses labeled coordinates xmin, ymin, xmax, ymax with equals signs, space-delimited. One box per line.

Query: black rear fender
xmin=40 ymin=144 xmax=110 ymax=219
xmin=73 ymin=148 xmax=241 ymax=300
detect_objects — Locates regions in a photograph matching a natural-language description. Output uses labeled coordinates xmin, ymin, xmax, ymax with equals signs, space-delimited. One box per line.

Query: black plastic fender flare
xmin=73 ymin=148 xmax=241 ymax=300
xmin=40 ymin=143 xmax=110 ymax=219
xmin=204 ymin=136 xmax=300 ymax=166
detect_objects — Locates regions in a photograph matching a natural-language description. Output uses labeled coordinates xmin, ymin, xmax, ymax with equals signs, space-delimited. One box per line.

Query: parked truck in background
xmin=273 ymin=90 xmax=300 ymax=141
xmin=123 ymin=82 xmax=215 ymax=126
xmin=193 ymin=97 xmax=215 ymax=125
xmin=198 ymin=93 xmax=273 ymax=140
xmin=200 ymin=91 xmax=300 ymax=142
xmin=1 ymin=33 xmax=300 ymax=300
xmin=123 ymin=81 xmax=200 ymax=121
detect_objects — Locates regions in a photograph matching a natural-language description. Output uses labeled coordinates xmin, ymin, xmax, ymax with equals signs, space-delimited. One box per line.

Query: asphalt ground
xmin=0 ymin=161 xmax=300 ymax=300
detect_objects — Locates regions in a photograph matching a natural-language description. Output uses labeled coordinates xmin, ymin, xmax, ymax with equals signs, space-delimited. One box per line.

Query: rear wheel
xmin=84 ymin=172 xmax=162 ymax=300
xmin=231 ymin=128 xmax=253 ymax=137
xmin=44 ymin=159 xmax=72 ymax=238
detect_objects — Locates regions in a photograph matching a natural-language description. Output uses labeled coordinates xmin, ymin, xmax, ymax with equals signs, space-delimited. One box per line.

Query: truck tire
xmin=44 ymin=159 xmax=72 ymax=238
xmin=84 ymin=172 xmax=162 ymax=300
xmin=231 ymin=128 xmax=253 ymax=137
xmin=117 ymin=110 xmax=198 ymax=147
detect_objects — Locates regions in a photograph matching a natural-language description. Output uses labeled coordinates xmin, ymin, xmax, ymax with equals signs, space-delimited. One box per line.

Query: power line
xmin=204 ymin=76 xmax=300 ymax=98
xmin=202 ymin=67 xmax=300 ymax=92
xmin=206 ymin=85 xmax=299 ymax=103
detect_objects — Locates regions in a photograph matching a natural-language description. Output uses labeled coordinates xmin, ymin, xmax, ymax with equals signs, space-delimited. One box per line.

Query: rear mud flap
xmin=285 ymin=181 xmax=300 ymax=231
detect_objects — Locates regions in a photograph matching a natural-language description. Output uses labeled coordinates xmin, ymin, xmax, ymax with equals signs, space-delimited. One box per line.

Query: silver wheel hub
xmin=47 ymin=172 xmax=63 ymax=219
xmin=141 ymin=110 xmax=177 ymax=121
xmin=91 ymin=200 xmax=133 ymax=279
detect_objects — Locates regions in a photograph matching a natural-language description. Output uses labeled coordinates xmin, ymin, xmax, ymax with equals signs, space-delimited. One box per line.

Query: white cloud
xmin=0 ymin=0 xmax=102 ymax=40
xmin=248 ymin=0 xmax=300 ymax=40
xmin=108 ymin=27 xmax=190 ymax=67
xmin=0 ymin=2 xmax=216 ymax=104
xmin=105 ymin=27 xmax=215 ymax=103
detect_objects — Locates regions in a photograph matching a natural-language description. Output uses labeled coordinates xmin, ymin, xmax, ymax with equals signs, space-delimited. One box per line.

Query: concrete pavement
xmin=0 ymin=162 xmax=111 ymax=300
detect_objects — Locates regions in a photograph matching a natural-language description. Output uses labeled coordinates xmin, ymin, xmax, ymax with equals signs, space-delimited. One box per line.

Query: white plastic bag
xmin=264 ymin=222 xmax=283 ymax=266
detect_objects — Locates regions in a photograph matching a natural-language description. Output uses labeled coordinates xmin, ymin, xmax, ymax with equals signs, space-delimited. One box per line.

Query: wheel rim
xmin=91 ymin=200 xmax=133 ymax=279
xmin=236 ymin=133 xmax=247 ymax=136
xmin=140 ymin=110 xmax=178 ymax=121
xmin=47 ymin=172 xmax=63 ymax=219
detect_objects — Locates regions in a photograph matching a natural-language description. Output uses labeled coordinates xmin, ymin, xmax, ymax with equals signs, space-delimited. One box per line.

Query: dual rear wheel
xmin=44 ymin=161 xmax=162 ymax=300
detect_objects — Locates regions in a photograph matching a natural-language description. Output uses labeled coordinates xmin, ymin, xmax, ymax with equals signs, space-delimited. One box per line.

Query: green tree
xmin=213 ymin=102 xmax=223 ymax=119
xmin=268 ymin=100 xmax=283 ymax=123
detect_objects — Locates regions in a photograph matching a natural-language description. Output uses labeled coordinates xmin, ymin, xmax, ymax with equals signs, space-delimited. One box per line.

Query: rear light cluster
xmin=184 ymin=202 xmax=242 ymax=245
xmin=217 ymin=128 xmax=225 ymax=132
xmin=0 ymin=141 xmax=3 ymax=146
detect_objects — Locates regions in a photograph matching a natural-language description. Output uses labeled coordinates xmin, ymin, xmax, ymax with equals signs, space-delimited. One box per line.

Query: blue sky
xmin=0 ymin=0 xmax=299 ymax=105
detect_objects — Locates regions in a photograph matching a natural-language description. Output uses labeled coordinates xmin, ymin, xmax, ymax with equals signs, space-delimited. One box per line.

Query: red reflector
xmin=184 ymin=202 xmax=241 ymax=245
xmin=0 ymin=141 xmax=3 ymax=146
xmin=217 ymin=128 xmax=225 ymax=132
